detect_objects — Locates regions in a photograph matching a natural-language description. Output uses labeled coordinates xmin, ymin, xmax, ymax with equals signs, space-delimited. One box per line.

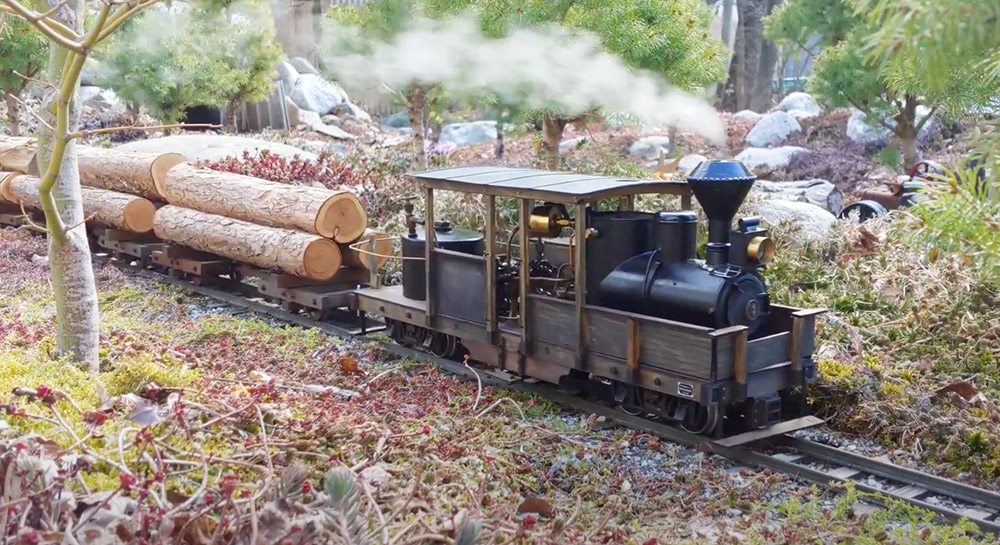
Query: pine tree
xmin=0 ymin=16 xmax=47 ymax=135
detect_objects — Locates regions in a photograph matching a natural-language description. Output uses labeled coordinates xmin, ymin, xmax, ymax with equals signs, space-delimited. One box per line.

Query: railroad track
xmin=106 ymin=262 xmax=1000 ymax=536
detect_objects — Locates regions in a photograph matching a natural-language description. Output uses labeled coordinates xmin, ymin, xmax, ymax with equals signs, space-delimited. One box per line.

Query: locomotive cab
xmin=353 ymin=162 xmax=825 ymax=441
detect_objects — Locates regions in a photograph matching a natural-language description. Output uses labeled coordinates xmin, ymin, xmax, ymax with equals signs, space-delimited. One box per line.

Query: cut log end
xmin=122 ymin=198 xmax=156 ymax=233
xmin=0 ymin=173 xmax=19 ymax=203
xmin=150 ymin=153 xmax=188 ymax=195
xmin=303 ymin=239 xmax=342 ymax=281
xmin=318 ymin=193 xmax=368 ymax=243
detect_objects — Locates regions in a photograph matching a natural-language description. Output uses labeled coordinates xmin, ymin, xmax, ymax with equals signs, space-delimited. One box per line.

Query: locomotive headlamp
xmin=747 ymin=236 xmax=775 ymax=265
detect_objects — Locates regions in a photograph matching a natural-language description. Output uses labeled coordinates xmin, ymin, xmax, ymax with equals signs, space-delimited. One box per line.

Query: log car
xmin=354 ymin=164 xmax=825 ymax=442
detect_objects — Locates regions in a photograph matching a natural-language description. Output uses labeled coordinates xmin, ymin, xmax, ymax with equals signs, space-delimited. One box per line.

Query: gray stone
xmin=846 ymin=107 xmax=936 ymax=146
xmin=284 ymin=96 xmax=300 ymax=127
xmin=276 ymin=60 xmax=299 ymax=94
xmin=745 ymin=111 xmax=801 ymax=147
xmin=116 ymin=134 xmax=319 ymax=163
xmin=291 ymin=74 xmax=348 ymax=115
xmin=735 ymin=146 xmax=809 ymax=172
xmin=678 ymin=154 xmax=708 ymax=175
xmin=79 ymin=86 xmax=124 ymax=114
xmin=734 ymin=110 xmax=762 ymax=123
xmin=344 ymin=101 xmax=371 ymax=123
xmin=300 ymin=110 xmax=355 ymax=140
xmin=439 ymin=121 xmax=497 ymax=147
xmin=560 ymin=136 xmax=588 ymax=154
xmin=777 ymin=92 xmax=820 ymax=117
xmin=288 ymin=56 xmax=320 ymax=76
xmin=752 ymin=179 xmax=843 ymax=215
xmin=321 ymin=114 xmax=343 ymax=126
xmin=743 ymin=199 xmax=835 ymax=245
xmin=383 ymin=111 xmax=411 ymax=129
xmin=628 ymin=135 xmax=672 ymax=161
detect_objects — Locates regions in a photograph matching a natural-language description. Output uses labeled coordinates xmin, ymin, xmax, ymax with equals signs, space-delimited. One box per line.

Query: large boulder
xmin=846 ymin=106 xmax=937 ymax=146
xmin=628 ymin=135 xmax=672 ymax=161
xmin=439 ymin=121 xmax=497 ymax=147
xmin=733 ymin=110 xmax=762 ymax=123
xmin=116 ymin=134 xmax=319 ymax=163
xmin=291 ymin=74 xmax=348 ymax=115
xmin=382 ymin=111 xmax=410 ymax=129
xmin=777 ymin=92 xmax=821 ymax=118
xmin=742 ymin=199 xmax=835 ymax=245
xmin=735 ymin=146 xmax=809 ymax=172
xmin=300 ymin=110 xmax=356 ymax=140
xmin=276 ymin=60 xmax=299 ymax=94
xmin=288 ymin=57 xmax=320 ymax=76
xmin=752 ymin=179 xmax=843 ymax=215
xmin=678 ymin=154 xmax=708 ymax=175
xmin=745 ymin=111 xmax=801 ymax=147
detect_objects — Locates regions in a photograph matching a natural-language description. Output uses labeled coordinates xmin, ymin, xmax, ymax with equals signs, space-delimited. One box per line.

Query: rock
xmin=30 ymin=254 xmax=49 ymax=267
xmin=560 ymin=136 xmax=587 ymax=154
xmin=846 ymin=107 xmax=937 ymax=146
xmin=734 ymin=110 xmax=762 ymax=123
xmin=742 ymin=199 xmax=836 ymax=245
xmin=291 ymin=74 xmax=348 ymax=115
xmin=300 ymin=110 xmax=355 ymax=140
xmin=288 ymin=56 xmax=319 ymax=76
xmin=284 ymin=96 xmax=300 ymax=127
xmin=735 ymin=146 xmax=809 ymax=172
xmin=777 ymin=92 xmax=820 ymax=117
xmin=678 ymin=154 xmax=708 ymax=175
xmin=745 ymin=111 xmax=801 ymax=147
xmin=276 ymin=60 xmax=299 ymax=94
xmin=786 ymin=109 xmax=817 ymax=120
xmin=752 ymin=179 xmax=844 ymax=215
xmin=439 ymin=121 xmax=497 ymax=147
xmin=321 ymin=114 xmax=343 ymax=126
xmin=383 ymin=111 xmax=410 ymax=129
xmin=79 ymin=86 xmax=124 ymax=114
xmin=628 ymin=135 xmax=672 ymax=161
xmin=344 ymin=101 xmax=371 ymax=123
xmin=116 ymin=134 xmax=319 ymax=163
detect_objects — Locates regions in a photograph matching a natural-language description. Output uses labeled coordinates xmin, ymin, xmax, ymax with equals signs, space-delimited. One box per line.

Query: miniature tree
xmin=766 ymin=0 xmax=998 ymax=168
xmin=0 ymin=16 xmax=47 ymax=135
xmin=98 ymin=0 xmax=281 ymax=130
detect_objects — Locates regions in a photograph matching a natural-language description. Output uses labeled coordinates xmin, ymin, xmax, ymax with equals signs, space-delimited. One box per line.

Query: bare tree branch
xmin=13 ymin=70 xmax=57 ymax=91
xmin=4 ymin=92 xmax=55 ymax=131
xmin=66 ymin=123 xmax=221 ymax=141
xmin=0 ymin=1 xmax=84 ymax=52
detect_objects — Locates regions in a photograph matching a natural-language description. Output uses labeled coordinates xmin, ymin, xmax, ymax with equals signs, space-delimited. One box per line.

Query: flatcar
xmin=354 ymin=160 xmax=825 ymax=440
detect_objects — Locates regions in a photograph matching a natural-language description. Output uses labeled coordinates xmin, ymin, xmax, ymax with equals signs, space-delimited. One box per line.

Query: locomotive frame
xmin=354 ymin=166 xmax=825 ymax=441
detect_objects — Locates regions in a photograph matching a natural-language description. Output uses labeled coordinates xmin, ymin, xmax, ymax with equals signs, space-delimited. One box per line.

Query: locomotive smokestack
xmin=686 ymin=160 xmax=757 ymax=266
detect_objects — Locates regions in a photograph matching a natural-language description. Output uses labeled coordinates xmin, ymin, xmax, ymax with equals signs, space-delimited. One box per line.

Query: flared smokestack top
xmin=686 ymin=160 xmax=757 ymax=266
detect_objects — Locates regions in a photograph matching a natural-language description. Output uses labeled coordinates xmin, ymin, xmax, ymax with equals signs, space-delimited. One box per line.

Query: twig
xmin=18 ymin=201 xmax=49 ymax=234
xmin=12 ymin=70 xmax=54 ymax=90
xmin=463 ymin=356 xmax=483 ymax=412
xmin=474 ymin=397 xmax=527 ymax=421
xmin=255 ymin=405 xmax=275 ymax=476
xmin=66 ymin=122 xmax=220 ymax=141
xmin=359 ymin=472 xmax=390 ymax=545
xmin=62 ymin=211 xmax=98 ymax=235
xmin=0 ymin=1 xmax=84 ymax=53
xmin=5 ymin=92 xmax=54 ymax=131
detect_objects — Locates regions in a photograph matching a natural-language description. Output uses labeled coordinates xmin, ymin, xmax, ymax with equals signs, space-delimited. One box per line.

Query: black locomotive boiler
xmin=354 ymin=160 xmax=824 ymax=440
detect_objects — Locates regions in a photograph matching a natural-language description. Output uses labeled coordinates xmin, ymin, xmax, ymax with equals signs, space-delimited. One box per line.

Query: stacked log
xmin=158 ymin=164 xmax=367 ymax=243
xmin=340 ymin=229 xmax=392 ymax=270
xmin=77 ymin=147 xmax=186 ymax=201
xmin=0 ymin=137 xmax=39 ymax=175
xmin=1 ymin=174 xmax=156 ymax=233
xmin=153 ymin=206 xmax=342 ymax=281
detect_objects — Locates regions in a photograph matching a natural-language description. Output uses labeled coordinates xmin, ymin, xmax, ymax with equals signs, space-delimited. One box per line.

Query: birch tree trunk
xmin=541 ymin=114 xmax=568 ymax=171
xmin=37 ymin=0 xmax=100 ymax=370
xmin=407 ymin=84 xmax=427 ymax=170
xmin=5 ymin=93 xmax=22 ymax=137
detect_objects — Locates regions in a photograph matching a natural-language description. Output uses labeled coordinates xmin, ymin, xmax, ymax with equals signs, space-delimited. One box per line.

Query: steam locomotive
xmin=355 ymin=160 xmax=824 ymax=441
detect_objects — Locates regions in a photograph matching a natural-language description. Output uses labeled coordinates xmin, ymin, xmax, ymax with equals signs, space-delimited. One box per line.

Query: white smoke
xmin=321 ymin=15 xmax=725 ymax=144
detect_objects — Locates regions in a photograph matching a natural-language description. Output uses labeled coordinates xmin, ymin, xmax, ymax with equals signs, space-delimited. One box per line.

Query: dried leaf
xmin=934 ymin=380 xmax=985 ymax=402
xmin=166 ymin=489 xmax=190 ymax=506
xmin=339 ymin=357 xmax=359 ymax=374
xmin=516 ymin=495 xmax=554 ymax=518
xmin=127 ymin=400 xmax=162 ymax=426
xmin=250 ymin=370 xmax=273 ymax=383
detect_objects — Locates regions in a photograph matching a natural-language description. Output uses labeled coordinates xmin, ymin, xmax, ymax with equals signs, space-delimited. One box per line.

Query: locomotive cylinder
xmin=401 ymin=221 xmax=485 ymax=301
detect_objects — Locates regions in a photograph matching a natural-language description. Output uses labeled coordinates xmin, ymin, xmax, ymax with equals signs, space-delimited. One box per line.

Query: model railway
xmin=3 ymin=213 xmax=1000 ymax=533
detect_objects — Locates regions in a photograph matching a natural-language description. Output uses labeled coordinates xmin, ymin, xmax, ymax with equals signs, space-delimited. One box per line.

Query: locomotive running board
xmin=713 ymin=415 xmax=826 ymax=447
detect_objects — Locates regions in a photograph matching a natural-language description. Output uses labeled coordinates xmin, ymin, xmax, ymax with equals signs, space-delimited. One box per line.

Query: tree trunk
xmin=5 ymin=93 xmax=22 ymax=137
xmin=749 ymin=0 xmax=781 ymax=112
xmin=153 ymin=205 xmax=342 ymax=280
xmin=495 ymin=119 xmax=505 ymax=158
xmin=37 ymin=0 xmax=100 ymax=370
xmin=0 ymin=136 xmax=40 ymax=175
xmin=339 ymin=228 xmax=391 ymax=270
xmin=407 ymin=85 xmax=428 ymax=170
xmin=541 ymin=114 xmax=568 ymax=171
xmin=225 ymin=102 xmax=239 ymax=133
xmin=896 ymin=96 xmax=921 ymax=169
xmin=160 ymin=163 xmax=367 ymax=243
xmin=740 ymin=0 xmax=766 ymax=111
xmin=2 ymin=174 xmax=156 ymax=233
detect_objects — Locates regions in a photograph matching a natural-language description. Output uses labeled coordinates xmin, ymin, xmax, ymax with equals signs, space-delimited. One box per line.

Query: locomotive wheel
xmin=680 ymin=402 xmax=720 ymax=435
xmin=427 ymin=332 xmax=457 ymax=358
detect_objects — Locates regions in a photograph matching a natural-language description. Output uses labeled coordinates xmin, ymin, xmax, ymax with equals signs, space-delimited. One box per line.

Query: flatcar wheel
xmin=427 ymin=332 xmax=456 ymax=358
xmin=309 ymin=308 xmax=330 ymax=321
xmin=680 ymin=403 xmax=720 ymax=435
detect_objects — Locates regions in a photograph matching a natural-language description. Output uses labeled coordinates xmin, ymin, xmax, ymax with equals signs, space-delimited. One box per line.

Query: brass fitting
xmin=747 ymin=236 xmax=776 ymax=265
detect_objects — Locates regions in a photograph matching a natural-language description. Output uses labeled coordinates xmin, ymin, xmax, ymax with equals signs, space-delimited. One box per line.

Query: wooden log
xmin=339 ymin=228 xmax=392 ymax=270
xmin=0 ymin=171 xmax=20 ymax=203
xmin=0 ymin=136 xmax=39 ymax=175
xmin=2 ymin=174 xmax=156 ymax=233
xmin=153 ymin=205 xmax=342 ymax=280
xmin=77 ymin=147 xmax=186 ymax=201
xmin=158 ymin=163 xmax=367 ymax=243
